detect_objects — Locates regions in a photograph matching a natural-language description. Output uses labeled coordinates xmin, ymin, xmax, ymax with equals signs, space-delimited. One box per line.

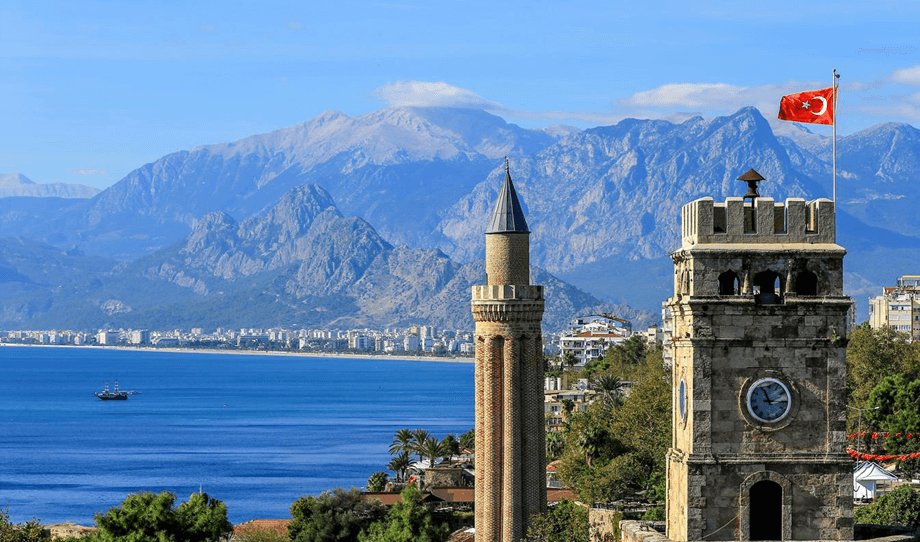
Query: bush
xmin=289 ymin=488 xmax=385 ymax=542
xmin=0 ymin=508 xmax=50 ymax=542
xmin=855 ymin=486 xmax=920 ymax=530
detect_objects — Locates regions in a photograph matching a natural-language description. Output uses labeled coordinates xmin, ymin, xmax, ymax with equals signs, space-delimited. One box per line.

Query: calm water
xmin=0 ymin=346 xmax=473 ymax=524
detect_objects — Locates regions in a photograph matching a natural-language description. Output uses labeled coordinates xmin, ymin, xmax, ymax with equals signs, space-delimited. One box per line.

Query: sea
xmin=0 ymin=345 xmax=474 ymax=525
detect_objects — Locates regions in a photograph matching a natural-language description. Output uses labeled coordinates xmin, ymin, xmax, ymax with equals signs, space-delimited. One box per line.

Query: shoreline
xmin=1 ymin=343 xmax=473 ymax=364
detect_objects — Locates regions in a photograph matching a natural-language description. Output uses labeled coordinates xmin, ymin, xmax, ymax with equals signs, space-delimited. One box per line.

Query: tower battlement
xmin=681 ymin=197 xmax=835 ymax=247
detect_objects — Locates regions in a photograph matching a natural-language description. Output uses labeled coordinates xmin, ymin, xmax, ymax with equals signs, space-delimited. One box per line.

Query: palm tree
xmin=411 ymin=428 xmax=431 ymax=462
xmin=440 ymin=434 xmax=460 ymax=465
xmin=593 ymin=374 xmax=627 ymax=408
xmin=389 ymin=428 xmax=414 ymax=456
xmin=419 ymin=436 xmax=445 ymax=469
xmin=459 ymin=429 xmax=475 ymax=452
xmin=546 ymin=431 xmax=565 ymax=460
xmin=387 ymin=451 xmax=411 ymax=482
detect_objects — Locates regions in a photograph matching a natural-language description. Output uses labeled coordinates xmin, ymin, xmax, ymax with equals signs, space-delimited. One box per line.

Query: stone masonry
xmin=666 ymin=191 xmax=853 ymax=541
xmin=472 ymin=164 xmax=546 ymax=542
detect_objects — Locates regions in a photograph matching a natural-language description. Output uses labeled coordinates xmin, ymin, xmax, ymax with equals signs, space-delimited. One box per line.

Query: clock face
xmin=679 ymin=379 xmax=687 ymax=421
xmin=746 ymin=378 xmax=791 ymax=423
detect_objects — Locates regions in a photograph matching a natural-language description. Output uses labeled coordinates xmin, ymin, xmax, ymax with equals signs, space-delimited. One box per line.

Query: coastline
xmin=1 ymin=343 xmax=474 ymax=364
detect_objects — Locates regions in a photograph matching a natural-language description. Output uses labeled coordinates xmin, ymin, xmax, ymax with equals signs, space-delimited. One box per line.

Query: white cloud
xmin=71 ymin=169 xmax=106 ymax=175
xmin=373 ymin=81 xmax=502 ymax=110
xmin=892 ymin=66 xmax=920 ymax=85
xmin=619 ymin=81 xmax=831 ymax=120
xmin=286 ymin=21 xmax=305 ymax=31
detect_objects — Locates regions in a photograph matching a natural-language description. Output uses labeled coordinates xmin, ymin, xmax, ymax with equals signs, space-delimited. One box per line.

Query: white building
xmin=868 ymin=275 xmax=920 ymax=341
xmin=558 ymin=315 xmax=631 ymax=365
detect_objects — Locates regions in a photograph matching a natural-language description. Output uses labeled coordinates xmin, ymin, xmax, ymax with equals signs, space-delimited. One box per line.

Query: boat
xmin=95 ymin=380 xmax=131 ymax=400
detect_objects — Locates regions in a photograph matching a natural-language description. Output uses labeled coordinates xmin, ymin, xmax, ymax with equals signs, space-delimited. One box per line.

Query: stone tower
xmin=472 ymin=162 xmax=546 ymax=542
xmin=665 ymin=172 xmax=853 ymax=541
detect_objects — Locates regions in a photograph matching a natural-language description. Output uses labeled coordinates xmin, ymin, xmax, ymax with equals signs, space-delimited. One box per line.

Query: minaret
xmin=472 ymin=160 xmax=546 ymax=542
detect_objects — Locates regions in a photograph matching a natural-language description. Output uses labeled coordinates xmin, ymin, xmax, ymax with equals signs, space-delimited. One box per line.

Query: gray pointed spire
xmin=486 ymin=159 xmax=529 ymax=234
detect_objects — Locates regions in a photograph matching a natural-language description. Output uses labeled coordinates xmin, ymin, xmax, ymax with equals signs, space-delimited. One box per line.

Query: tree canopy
xmin=1 ymin=508 xmax=50 ymax=542
xmin=854 ymin=486 xmax=920 ymax=530
xmin=847 ymin=323 xmax=920 ymax=412
xmin=524 ymin=500 xmax=590 ymax=542
xmin=555 ymin=346 xmax=670 ymax=505
xmin=288 ymin=488 xmax=386 ymax=542
xmin=357 ymin=485 xmax=448 ymax=542
xmin=81 ymin=491 xmax=232 ymax=542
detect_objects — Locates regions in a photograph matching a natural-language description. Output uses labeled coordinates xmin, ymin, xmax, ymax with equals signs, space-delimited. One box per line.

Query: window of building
xmin=796 ymin=270 xmax=818 ymax=296
xmin=718 ymin=271 xmax=740 ymax=295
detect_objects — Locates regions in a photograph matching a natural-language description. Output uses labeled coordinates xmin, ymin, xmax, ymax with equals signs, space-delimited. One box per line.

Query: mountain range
xmin=1 ymin=105 xmax=917 ymax=331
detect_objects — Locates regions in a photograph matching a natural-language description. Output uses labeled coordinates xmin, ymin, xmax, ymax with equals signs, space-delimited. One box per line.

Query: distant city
xmin=0 ymin=314 xmax=665 ymax=361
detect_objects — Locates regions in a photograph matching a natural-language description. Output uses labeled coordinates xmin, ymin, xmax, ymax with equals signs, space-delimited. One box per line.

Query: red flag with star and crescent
xmin=778 ymin=87 xmax=835 ymax=125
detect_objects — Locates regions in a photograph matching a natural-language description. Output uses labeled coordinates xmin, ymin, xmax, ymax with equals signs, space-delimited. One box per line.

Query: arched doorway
xmin=749 ymin=480 xmax=783 ymax=540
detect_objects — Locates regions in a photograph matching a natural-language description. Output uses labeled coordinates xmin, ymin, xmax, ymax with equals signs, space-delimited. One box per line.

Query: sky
xmin=3 ymin=1 xmax=920 ymax=190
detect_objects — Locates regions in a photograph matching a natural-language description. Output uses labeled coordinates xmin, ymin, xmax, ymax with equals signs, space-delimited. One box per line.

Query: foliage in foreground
xmin=0 ymin=508 xmax=50 ymax=542
xmin=289 ymin=488 xmax=386 ymax=542
xmin=847 ymin=323 xmax=920 ymax=416
xmin=854 ymin=486 xmax=920 ymax=530
xmin=524 ymin=500 xmax=590 ymax=542
xmin=555 ymin=347 xmax=670 ymax=505
xmin=77 ymin=491 xmax=232 ymax=542
xmin=358 ymin=485 xmax=448 ymax=542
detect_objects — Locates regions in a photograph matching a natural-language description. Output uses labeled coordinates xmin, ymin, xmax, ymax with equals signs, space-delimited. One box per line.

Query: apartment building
xmin=868 ymin=275 xmax=920 ymax=341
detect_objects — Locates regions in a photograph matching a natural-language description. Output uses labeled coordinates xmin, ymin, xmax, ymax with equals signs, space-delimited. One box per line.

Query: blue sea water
xmin=0 ymin=346 xmax=474 ymax=525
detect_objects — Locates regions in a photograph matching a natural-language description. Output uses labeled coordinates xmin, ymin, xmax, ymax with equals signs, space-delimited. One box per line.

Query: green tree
xmin=411 ymin=429 xmax=432 ymax=462
xmin=388 ymin=429 xmax=414 ymax=456
xmin=854 ymin=486 xmax=920 ymax=530
xmin=546 ymin=431 xmax=565 ymax=462
xmin=1 ymin=507 xmax=50 ymax=542
xmin=591 ymin=374 xmax=626 ymax=408
xmin=458 ymin=429 xmax=475 ymax=451
xmin=562 ymin=352 xmax=577 ymax=370
xmin=863 ymin=374 xmax=920 ymax=475
xmin=556 ymin=349 xmax=671 ymax=505
xmin=288 ymin=488 xmax=386 ymax=542
xmin=367 ymin=472 xmax=389 ymax=492
xmin=847 ymin=323 xmax=920 ymax=414
xmin=418 ymin=437 xmax=445 ymax=468
xmin=440 ymin=434 xmax=460 ymax=465
xmin=357 ymin=486 xmax=448 ymax=542
xmin=387 ymin=451 xmax=411 ymax=482
xmin=83 ymin=491 xmax=232 ymax=542
xmin=524 ymin=500 xmax=589 ymax=542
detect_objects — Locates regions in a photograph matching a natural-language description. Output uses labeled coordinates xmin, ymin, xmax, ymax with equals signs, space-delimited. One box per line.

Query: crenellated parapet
xmin=681 ymin=197 xmax=836 ymax=248
xmin=471 ymin=285 xmax=544 ymax=323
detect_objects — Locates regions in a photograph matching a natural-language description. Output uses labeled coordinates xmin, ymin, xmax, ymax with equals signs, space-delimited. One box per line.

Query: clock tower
xmin=665 ymin=171 xmax=853 ymax=540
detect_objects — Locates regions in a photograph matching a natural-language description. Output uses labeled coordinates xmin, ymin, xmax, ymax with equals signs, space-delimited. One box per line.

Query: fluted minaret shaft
xmin=473 ymin=164 xmax=545 ymax=542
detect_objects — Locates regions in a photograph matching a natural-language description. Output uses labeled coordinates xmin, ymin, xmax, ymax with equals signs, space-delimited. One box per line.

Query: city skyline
xmin=3 ymin=0 xmax=920 ymax=190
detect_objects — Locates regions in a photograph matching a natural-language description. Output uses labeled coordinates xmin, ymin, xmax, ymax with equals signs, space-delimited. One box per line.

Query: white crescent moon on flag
xmin=809 ymin=97 xmax=828 ymax=116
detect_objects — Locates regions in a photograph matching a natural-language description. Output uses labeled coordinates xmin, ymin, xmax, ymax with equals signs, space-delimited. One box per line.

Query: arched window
xmin=718 ymin=270 xmax=740 ymax=295
xmin=796 ymin=270 xmax=818 ymax=296
xmin=749 ymin=480 xmax=783 ymax=540
xmin=753 ymin=270 xmax=782 ymax=304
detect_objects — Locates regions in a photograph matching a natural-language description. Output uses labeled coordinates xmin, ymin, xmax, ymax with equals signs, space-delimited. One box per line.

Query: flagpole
xmin=833 ymin=68 xmax=839 ymax=204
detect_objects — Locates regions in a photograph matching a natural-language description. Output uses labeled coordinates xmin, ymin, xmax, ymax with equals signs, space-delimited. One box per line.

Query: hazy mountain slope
xmin=0 ymin=184 xmax=638 ymax=331
xmin=0 ymin=173 xmax=100 ymax=199
xmin=436 ymin=107 xmax=826 ymax=273
xmin=22 ymin=107 xmax=560 ymax=260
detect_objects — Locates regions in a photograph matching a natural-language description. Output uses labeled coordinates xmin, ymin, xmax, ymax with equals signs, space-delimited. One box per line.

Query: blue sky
xmin=3 ymin=0 xmax=920 ymax=190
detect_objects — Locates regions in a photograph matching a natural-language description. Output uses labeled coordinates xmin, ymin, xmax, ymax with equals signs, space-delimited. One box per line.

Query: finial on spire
xmin=487 ymin=159 xmax=529 ymax=234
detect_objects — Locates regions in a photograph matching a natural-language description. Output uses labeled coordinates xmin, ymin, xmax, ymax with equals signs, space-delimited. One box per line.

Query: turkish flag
xmin=778 ymin=87 xmax=835 ymax=125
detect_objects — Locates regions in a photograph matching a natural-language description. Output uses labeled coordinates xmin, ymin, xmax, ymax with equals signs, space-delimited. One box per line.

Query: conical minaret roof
xmin=486 ymin=159 xmax=530 ymax=234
